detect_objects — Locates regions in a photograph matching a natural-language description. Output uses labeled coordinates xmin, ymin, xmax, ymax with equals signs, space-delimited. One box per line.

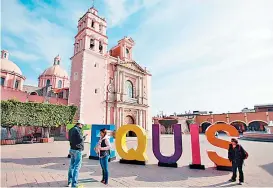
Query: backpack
xmin=239 ymin=145 xmax=248 ymax=160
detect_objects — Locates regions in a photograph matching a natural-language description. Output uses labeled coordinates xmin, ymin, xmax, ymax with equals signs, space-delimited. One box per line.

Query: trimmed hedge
xmin=1 ymin=100 xmax=77 ymax=128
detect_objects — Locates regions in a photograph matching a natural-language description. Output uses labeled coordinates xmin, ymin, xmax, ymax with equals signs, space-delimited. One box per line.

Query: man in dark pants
xmin=67 ymin=120 xmax=86 ymax=187
xmin=228 ymin=138 xmax=247 ymax=185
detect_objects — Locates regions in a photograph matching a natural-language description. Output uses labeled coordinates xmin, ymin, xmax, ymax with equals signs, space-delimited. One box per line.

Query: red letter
xmin=189 ymin=124 xmax=205 ymax=169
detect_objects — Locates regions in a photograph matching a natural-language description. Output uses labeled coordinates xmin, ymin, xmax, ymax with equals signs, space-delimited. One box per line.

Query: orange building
xmin=153 ymin=104 xmax=273 ymax=133
xmin=194 ymin=104 xmax=273 ymax=133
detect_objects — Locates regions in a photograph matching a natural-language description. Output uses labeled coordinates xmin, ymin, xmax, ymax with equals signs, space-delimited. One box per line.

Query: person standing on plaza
xmin=67 ymin=120 xmax=86 ymax=187
xmin=95 ymin=128 xmax=111 ymax=185
xmin=228 ymin=138 xmax=248 ymax=185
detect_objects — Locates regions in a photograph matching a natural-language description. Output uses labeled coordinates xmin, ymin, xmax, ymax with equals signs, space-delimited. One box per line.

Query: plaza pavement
xmin=1 ymin=134 xmax=273 ymax=187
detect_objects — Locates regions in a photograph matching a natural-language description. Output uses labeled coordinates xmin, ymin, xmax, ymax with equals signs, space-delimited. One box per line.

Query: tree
xmin=1 ymin=100 xmax=77 ymax=138
xmin=186 ymin=119 xmax=195 ymax=131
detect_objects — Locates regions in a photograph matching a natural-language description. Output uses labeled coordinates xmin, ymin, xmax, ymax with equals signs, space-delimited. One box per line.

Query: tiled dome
xmin=1 ymin=50 xmax=23 ymax=75
xmin=41 ymin=65 xmax=68 ymax=78
xmin=40 ymin=55 xmax=68 ymax=78
xmin=1 ymin=59 xmax=23 ymax=75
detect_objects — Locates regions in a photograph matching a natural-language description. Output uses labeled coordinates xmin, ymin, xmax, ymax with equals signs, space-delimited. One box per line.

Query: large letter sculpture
xmin=152 ymin=124 xmax=182 ymax=168
xmin=89 ymin=124 xmax=116 ymax=161
xmin=116 ymin=124 xmax=148 ymax=165
xmin=205 ymin=123 xmax=239 ymax=171
xmin=189 ymin=124 xmax=205 ymax=169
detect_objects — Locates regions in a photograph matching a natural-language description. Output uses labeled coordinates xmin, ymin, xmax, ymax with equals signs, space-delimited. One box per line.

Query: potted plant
xmin=1 ymin=126 xmax=16 ymax=145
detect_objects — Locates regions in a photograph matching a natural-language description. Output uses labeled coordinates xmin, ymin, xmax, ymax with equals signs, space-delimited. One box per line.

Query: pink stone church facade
xmin=1 ymin=7 xmax=152 ymax=136
xmin=69 ymin=7 xmax=152 ymax=134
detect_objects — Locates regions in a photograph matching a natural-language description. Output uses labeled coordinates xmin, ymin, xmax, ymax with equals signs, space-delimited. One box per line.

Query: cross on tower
xmin=92 ymin=0 xmax=95 ymax=8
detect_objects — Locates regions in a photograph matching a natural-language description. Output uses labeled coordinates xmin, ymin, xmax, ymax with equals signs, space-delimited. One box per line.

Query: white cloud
xmin=130 ymin=0 xmax=273 ymax=115
xmin=2 ymin=37 xmax=17 ymax=49
xmin=103 ymin=0 xmax=163 ymax=27
xmin=2 ymin=0 xmax=272 ymax=117
xmin=24 ymin=78 xmax=38 ymax=87
xmin=2 ymin=0 xmax=74 ymax=73
xmin=11 ymin=51 xmax=40 ymax=61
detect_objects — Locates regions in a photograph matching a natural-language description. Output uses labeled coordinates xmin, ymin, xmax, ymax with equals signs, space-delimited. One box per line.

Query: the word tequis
xmin=110 ymin=123 xmax=239 ymax=169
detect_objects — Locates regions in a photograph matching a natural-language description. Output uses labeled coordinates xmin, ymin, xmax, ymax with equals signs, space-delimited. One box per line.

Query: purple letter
xmin=152 ymin=124 xmax=182 ymax=164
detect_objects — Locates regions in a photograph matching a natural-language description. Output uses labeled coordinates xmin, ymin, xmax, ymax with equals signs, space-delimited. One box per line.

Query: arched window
xmin=90 ymin=39 xmax=95 ymax=49
xmin=46 ymin=79 xmax=51 ymax=86
xmin=58 ymin=80 xmax=62 ymax=88
xmin=99 ymin=41 xmax=103 ymax=53
xmin=91 ymin=20 xmax=95 ymax=28
xmin=126 ymin=80 xmax=133 ymax=98
xmin=126 ymin=48 xmax=129 ymax=58
xmin=14 ymin=80 xmax=19 ymax=89
xmin=1 ymin=77 xmax=5 ymax=86
xmin=75 ymin=43 xmax=78 ymax=53
xmin=99 ymin=24 xmax=103 ymax=32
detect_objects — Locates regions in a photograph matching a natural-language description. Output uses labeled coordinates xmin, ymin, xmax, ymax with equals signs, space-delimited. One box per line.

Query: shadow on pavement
xmin=11 ymin=178 xmax=100 ymax=187
xmin=2 ymin=157 xmax=230 ymax=183
xmin=260 ymin=162 xmax=273 ymax=176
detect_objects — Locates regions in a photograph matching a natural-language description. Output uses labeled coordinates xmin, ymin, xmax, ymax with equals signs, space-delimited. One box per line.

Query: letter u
xmin=152 ymin=124 xmax=182 ymax=164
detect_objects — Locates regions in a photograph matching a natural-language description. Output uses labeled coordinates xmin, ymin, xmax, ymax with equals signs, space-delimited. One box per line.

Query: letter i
xmin=189 ymin=124 xmax=205 ymax=169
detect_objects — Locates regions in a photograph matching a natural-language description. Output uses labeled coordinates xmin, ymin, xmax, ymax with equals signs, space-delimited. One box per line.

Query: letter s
xmin=205 ymin=123 xmax=239 ymax=167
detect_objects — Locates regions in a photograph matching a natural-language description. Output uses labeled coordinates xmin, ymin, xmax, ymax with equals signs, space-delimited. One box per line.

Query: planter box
xmin=40 ymin=137 xmax=54 ymax=143
xmin=1 ymin=139 xmax=16 ymax=145
xmin=16 ymin=138 xmax=23 ymax=144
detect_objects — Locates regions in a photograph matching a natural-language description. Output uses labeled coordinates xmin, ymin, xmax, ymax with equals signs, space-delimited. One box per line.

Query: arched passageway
xmin=248 ymin=121 xmax=268 ymax=132
xmin=213 ymin=122 xmax=228 ymax=133
xmin=158 ymin=119 xmax=178 ymax=134
xmin=124 ymin=115 xmax=136 ymax=137
xmin=201 ymin=122 xmax=212 ymax=133
xmin=230 ymin=121 xmax=247 ymax=133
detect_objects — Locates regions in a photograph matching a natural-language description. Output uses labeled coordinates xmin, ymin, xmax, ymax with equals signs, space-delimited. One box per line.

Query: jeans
xmin=231 ymin=160 xmax=244 ymax=182
xmin=99 ymin=155 xmax=110 ymax=184
xmin=68 ymin=149 xmax=82 ymax=187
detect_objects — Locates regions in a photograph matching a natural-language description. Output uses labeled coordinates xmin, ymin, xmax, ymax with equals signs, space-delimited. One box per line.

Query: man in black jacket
xmin=228 ymin=138 xmax=247 ymax=185
xmin=67 ymin=120 xmax=86 ymax=187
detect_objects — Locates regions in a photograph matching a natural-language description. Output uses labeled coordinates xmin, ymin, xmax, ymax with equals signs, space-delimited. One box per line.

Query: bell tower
xmin=69 ymin=5 xmax=108 ymax=123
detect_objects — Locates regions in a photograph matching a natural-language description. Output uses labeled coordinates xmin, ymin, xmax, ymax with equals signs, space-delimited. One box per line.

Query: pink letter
xmin=189 ymin=124 xmax=205 ymax=169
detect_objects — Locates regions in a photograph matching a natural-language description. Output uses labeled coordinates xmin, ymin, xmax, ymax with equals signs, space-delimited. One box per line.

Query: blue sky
xmin=2 ymin=0 xmax=273 ymax=115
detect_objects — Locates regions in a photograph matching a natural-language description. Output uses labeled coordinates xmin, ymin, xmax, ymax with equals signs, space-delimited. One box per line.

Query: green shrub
xmin=1 ymin=100 xmax=77 ymax=138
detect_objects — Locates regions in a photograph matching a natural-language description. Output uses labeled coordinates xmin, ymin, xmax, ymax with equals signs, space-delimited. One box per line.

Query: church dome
xmin=41 ymin=65 xmax=68 ymax=78
xmin=40 ymin=55 xmax=68 ymax=78
xmin=1 ymin=50 xmax=23 ymax=75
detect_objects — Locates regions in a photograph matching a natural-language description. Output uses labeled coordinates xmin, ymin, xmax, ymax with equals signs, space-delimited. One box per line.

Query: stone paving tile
xmin=1 ymin=135 xmax=273 ymax=187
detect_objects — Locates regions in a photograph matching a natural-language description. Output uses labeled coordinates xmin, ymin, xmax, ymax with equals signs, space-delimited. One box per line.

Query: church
xmin=1 ymin=6 xmax=152 ymax=136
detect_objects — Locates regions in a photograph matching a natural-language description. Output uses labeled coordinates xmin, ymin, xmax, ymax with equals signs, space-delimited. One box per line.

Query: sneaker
xmin=229 ymin=179 xmax=236 ymax=182
xmin=238 ymin=182 xmax=243 ymax=185
xmin=67 ymin=183 xmax=72 ymax=187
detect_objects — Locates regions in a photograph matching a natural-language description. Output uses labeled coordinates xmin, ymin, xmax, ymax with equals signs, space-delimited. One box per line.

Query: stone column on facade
xmin=115 ymin=70 xmax=119 ymax=93
xmin=120 ymin=107 xmax=123 ymax=126
xmin=124 ymin=44 xmax=126 ymax=58
xmin=211 ymin=114 xmax=214 ymax=124
xmin=136 ymin=110 xmax=139 ymax=125
xmin=138 ymin=77 xmax=141 ymax=102
xmin=121 ymin=72 xmax=125 ymax=101
xmin=244 ymin=113 xmax=248 ymax=125
xmin=83 ymin=36 xmax=86 ymax=50
xmin=115 ymin=106 xmax=118 ymax=128
xmin=138 ymin=109 xmax=142 ymax=127
xmin=95 ymin=39 xmax=99 ymax=52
